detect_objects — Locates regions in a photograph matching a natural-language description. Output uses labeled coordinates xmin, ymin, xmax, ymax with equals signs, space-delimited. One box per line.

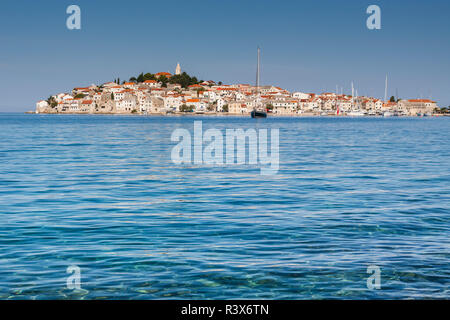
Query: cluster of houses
xmin=36 ymin=70 xmax=439 ymax=117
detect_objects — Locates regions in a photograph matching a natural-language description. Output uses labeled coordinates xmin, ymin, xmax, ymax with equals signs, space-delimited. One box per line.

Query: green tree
xmin=158 ymin=75 xmax=169 ymax=87
xmin=111 ymin=93 xmax=114 ymax=100
xmin=390 ymin=96 xmax=396 ymax=102
xmin=168 ymin=72 xmax=201 ymax=88
xmin=179 ymin=104 xmax=194 ymax=112
xmin=47 ymin=96 xmax=57 ymax=108
xmin=74 ymin=93 xmax=86 ymax=99
xmin=196 ymin=87 xmax=205 ymax=97
xmin=143 ymin=73 xmax=156 ymax=81
xmin=222 ymin=104 xmax=229 ymax=112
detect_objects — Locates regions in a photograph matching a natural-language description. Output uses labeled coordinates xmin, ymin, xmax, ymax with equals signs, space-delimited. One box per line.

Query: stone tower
xmin=175 ymin=63 xmax=181 ymax=75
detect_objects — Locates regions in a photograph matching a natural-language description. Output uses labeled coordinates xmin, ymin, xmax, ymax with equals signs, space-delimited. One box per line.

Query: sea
xmin=0 ymin=113 xmax=448 ymax=299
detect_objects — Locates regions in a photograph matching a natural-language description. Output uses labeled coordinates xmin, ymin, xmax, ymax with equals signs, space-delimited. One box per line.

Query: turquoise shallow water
xmin=0 ymin=113 xmax=449 ymax=299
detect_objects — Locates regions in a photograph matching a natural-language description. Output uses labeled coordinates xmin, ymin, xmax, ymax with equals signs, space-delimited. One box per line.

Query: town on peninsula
xmin=35 ymin=63 xmax=446 ymax=117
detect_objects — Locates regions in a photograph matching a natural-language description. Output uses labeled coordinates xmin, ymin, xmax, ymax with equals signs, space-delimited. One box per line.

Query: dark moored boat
xmin=251 ymin=109 xmax=267 ymax=118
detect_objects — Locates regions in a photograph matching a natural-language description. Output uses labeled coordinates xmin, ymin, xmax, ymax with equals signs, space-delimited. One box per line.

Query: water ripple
xmin=0 ymin=114 xmax=449 ymax=299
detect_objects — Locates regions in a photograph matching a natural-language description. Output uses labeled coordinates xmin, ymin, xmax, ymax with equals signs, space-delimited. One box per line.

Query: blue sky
xmin=0 ymin=0 xmax=449 ymax=111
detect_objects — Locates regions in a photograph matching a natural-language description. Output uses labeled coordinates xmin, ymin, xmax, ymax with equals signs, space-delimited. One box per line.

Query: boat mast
xmin=255 ymin=46 xmax=261 ymax=111
xmin=256 ymin=47 xmax=260 ymax=92
xmin=351 ymin=81 xmax=354 ymax=108
xmin=384 ymin=74 xmax=388 ymax=102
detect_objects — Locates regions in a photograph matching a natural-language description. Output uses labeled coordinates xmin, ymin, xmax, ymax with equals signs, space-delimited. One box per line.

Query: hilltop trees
xmin=143 ymin=73 xmax=156 ymax=81
xmin=137 ymin=73 xmax=145 ymax=83
xmin=126 ymin=71 xmax=202 ymax=88
xmin=168 ymin=72 xmax=200 ymax=88
xmin=158 ymin=75 xmax=169 ymax=87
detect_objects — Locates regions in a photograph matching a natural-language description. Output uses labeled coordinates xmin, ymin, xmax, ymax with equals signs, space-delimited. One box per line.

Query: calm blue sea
xmin=0 ymin=113 xmax=449 ymax=299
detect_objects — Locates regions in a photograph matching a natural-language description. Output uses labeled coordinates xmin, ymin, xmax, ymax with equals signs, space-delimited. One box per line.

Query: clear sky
xmin=0 ymin=0 xmax=449 ymax=111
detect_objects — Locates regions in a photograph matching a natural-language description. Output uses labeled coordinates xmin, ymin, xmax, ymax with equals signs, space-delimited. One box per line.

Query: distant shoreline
xmin=25 ymin=111 xmax=449 ymax=117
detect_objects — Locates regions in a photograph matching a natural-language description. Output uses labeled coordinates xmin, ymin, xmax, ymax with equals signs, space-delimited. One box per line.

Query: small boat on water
xmin=348 ymin=110 xmax=365 ymax=117
xmin=251 ymin=109 xmax=267 ymax=118
xmin=383 ymin=111 xmax=393 ymax=117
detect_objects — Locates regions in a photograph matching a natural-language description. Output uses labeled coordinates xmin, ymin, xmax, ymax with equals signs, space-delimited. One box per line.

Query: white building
xmin=185 ymin=98 xmax=207 ymax=112
xmin=273 ymin=100 xmax=297 ymax=114
xmin=164 ymin=95 xmax=183 ymax=111
xmin=229 ymin=102 xmax=248 ymax=114
xmin=36 ymin=100 xmax=49 ymax=113
xmin=116 ymin=96 xmax=137 ymax=113
xmin=80 ymin=100 xmax=95 ymax=113
xmin=292 ymin=92 xmax=310 ymax=100
xmin=143 ymin=80 xmax=161 ymax=88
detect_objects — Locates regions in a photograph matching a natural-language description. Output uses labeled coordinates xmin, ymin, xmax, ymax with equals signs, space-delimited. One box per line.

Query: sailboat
xmin=251 ymin=47 xmax=267 ymax=118
xmin=347 ymin=84 xmax=366 ymax=116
